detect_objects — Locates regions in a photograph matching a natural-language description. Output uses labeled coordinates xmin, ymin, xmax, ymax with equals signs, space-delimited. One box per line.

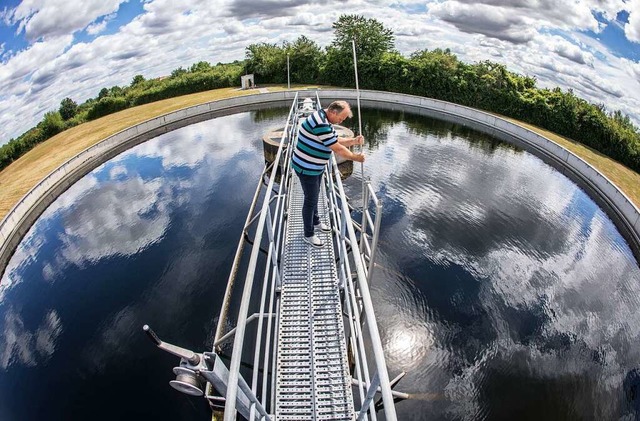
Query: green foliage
xmin=86 ymin=96 xmax=129 ymax=120
xmin=131 ymin=74 xmax=145 ymax=87
xmin=170 ymin=67 xmax=187 ymax=78
xmin=59 ymin=97 xmax=78 ymax=120
xmin=39 ymin=111 xmax=65 ymax=139
xmin=321 ymin=14 xmax=395 ymax=88
xmin=132 ymin=62 xmax=243 ymax=105
xmin=110 ymin=85 xmax=126 ymax=97
xmin=246 ymin=42 xmax=287 ymax=83
xmin=331 ymin=14 xmax=394 ymax=60
xmin=190 ymin=61 xmax=212 ymax=73
xmin=374 ymin=52 xmax=409 ymax=92
xmin=286 ymin=36 xmax=323 ymax=84
xmin=2 ymin=14 xmax=640 ymax=176
xmin=245 ymin=37 xmax=325 ymax=85
xmin=319 ymin=46 xmax=353 ymax=87
xmin=0 ymin=128 xmax=44 ymax=170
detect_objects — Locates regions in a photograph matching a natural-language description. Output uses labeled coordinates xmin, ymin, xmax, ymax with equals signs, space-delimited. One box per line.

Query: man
xmin=292 ymin=100 xmax=365 ymax=248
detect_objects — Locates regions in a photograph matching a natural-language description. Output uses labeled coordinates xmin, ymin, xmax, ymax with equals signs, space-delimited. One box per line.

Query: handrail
xmin=319 ymin=91 xmax=397 ymax=419
xmin=325 ymin=155 xmax=397 ymax=420
xmin=221 ymin=92 xmax=299 ymax=420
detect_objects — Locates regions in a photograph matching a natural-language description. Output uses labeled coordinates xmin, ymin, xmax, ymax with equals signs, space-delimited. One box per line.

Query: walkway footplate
xmin=276 ymin=176 xmax=354 ymax=420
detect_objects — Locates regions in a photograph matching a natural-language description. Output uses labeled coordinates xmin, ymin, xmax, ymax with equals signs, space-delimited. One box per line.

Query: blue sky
xmin=589 ymin=10 xmax=640 ymax=61
xmin=0 ymin=0 xmax=639 ymax=144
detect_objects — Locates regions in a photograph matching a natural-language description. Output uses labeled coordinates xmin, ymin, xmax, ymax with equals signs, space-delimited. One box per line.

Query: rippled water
xmin=1 ymin=106 xmax=639 ymax=420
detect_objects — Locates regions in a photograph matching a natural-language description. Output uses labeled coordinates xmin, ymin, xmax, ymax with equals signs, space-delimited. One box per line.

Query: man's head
xmin=326 ymin=101 xmax=352 ymax=124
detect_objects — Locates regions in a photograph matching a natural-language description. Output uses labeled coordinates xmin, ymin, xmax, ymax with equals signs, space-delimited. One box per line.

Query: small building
xmin=241 ymin=74 xmax=255 ymax=90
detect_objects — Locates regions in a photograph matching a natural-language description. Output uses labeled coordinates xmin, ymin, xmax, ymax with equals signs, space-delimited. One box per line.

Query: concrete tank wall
xmin=1 ymin=89 xmax=638 ymax=276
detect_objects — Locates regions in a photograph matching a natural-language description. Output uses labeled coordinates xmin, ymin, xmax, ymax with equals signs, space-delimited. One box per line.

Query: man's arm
xmin=337 ymin=135 xmax=364 ymax=148
xmin=329 ymin=142 xmax=365 ymax=163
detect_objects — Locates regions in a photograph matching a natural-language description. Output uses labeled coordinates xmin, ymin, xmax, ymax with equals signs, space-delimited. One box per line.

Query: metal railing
xmin=318 ymin=92 xmax=397 ymax=420
xmin=213 ymin=92 xmax=300 ymax=421
xmin=145 ymin=92 xmax=398 ymax=420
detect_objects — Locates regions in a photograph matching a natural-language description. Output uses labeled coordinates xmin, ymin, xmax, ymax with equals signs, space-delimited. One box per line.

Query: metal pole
xmin=367 ymin=183 xmax=383 ymax=282
xmin=287 ymin=53 xmax=290 ymax=89
xmin=352 ymin=39 xmax=368 ymax=254
xmin=351 ymin=40 xmax=363 ymax=150
xmin=357 ymin=372 xmax=381 ymax=421
xmin=214 ymin=174 xmax=264 ymax=348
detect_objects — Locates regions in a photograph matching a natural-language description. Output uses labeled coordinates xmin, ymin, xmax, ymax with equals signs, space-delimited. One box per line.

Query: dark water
xmin=1 ymin=106 xmax=639 ymax=420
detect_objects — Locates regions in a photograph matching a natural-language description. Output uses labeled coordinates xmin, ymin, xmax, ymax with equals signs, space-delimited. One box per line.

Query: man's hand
xmin=352 ymin=135 xmax=364 ymax=146
xmin=351 ymin=152 xmax=365 ymax=163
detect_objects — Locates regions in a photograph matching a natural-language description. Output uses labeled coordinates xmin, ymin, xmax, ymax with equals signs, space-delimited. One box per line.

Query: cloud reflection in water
xmin=349 ymin=108 xmax=640 ymax=419
xmin=0 ymin=111 xmax=270 ymax=372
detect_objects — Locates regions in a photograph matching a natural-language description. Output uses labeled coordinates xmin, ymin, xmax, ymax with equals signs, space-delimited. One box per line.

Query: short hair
xmin=327 ymin=101 xmax=352 ymax=118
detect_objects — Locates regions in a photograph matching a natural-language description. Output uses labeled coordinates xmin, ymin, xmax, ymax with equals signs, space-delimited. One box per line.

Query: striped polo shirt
xmin=292 ymin=109 xmax=338 ymax=176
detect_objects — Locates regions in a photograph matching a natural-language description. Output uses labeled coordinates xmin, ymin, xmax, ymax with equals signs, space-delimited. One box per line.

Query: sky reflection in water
xmin=1 ymin=106 xmax=639 ymax=420
xmin=349 ymin=109 xmax=640 ymax=420
xmin=0 ymin=111 xmax=280 ymax=420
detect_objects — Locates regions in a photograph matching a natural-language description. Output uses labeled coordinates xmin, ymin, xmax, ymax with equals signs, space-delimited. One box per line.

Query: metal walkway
xmin=275 ymin=176 xmax=354 ymax=420
xmin=144 ymin=92 xmax=402 ymax=421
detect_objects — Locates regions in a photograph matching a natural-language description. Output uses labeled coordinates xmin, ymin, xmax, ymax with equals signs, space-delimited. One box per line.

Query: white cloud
xmin=440 ymin=0 xmax=620 ymax=33
xmin=86 ymin=12 xmax=116 ymax=36
xmin=428 ymin=1 xmax=538 ymax=44
xmin=629 ymin=58 xmax=640 ymax=80
xmin=0 ymin=0 xmax=639 ymax=144
xmin=85 ymin=19 xmax=107 ymax=36
xmin=5 ymin=0 xmax=127 ymax=41
xmin=626 ymin=0 xmax=640 ymax=43
xmin=222 ymin=20 xmax=244 ymax=35
xmin=0 ymin=35 xmax=72 ymax=87
xmin=549 ymin=36 xmax=594 ymax=66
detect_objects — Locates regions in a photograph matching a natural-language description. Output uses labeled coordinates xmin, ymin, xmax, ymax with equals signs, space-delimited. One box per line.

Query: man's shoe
xmin=303 ymin=234 xmax=324 ymax=248
xmin=315 ymin=222 xmax=331 ymax=233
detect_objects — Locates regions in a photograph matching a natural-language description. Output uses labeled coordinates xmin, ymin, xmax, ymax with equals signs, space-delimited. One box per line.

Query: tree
xmin=245 ymin=43 xmax=287 ymax=83
xmin=98 ymin=87 xmax=109 ymax=99
xmin=109 ymin=85 xmax=125 ymax=97
xmin=331 ymin=14 xmax=395 ymax=60
xmin=287 ymin=36 xmax=323 ymax=84
xmin=321 ymin=15 xmax=395 ymax=87
xmin=59 ymin=97 xmax=78 ymax=120
xmin=190 ymin=61 xmax=211 ymax=73
xmin=131 ymin=74 xmax=145 ymax=86
xmin=170 ymin=67 xmax=187 ymax=78
xmin=38 ymin=111 xmax=64 ymax=139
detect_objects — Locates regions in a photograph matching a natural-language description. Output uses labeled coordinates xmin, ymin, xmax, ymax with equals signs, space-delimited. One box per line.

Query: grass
xmin=1 ymin=85 xmax=639 ymax=221
xmin=0 ymin=84 xmax=326 ymax=220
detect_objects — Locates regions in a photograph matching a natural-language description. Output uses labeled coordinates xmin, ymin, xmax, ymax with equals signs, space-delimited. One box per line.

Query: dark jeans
xmin=296 ymin=172 xmax=322 ymax=237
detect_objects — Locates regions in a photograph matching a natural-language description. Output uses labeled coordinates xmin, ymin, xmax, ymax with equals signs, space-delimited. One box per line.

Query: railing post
xmin=366 ymin=182 xmax=382 ymax=282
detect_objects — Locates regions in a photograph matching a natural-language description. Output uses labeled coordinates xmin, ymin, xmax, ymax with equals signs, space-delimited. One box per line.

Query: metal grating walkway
xmin=275 ymin=174 xmax=354 ymax=420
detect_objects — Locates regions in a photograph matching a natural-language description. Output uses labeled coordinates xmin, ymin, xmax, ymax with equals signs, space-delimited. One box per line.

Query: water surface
xmin=1 ymin=106 xmax=639 ymax=420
